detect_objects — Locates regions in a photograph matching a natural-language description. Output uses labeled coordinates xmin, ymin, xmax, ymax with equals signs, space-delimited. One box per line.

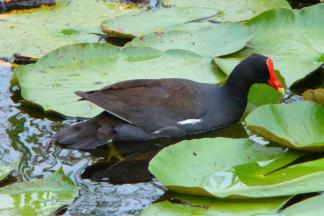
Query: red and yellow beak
xmin=266 ymin=58 xmax=285 ymax=95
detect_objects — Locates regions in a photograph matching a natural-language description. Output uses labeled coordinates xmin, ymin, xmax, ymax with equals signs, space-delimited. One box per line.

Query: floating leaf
xmin=15 ymin=43 xmax=225 ymax=118
xmin=246 ymin=101 xmax=324 ymax=151
xmin=128 ymin=22 xmax=253 ymax=57
xmin=303 ymin=88 xmax=324 ymax=104
xmin=280 ymin=194 xmax=324 ymax=215
xmin=101 ymin=7 xmax=218 ymax=38
xmin=0 ymin=168 xmax=78 ymax=216
xmin=161 ymin=0 xmax=291 ymax=22
xmin=0 ymin=160 xmax=19 ymax=182
xmin=0 ymin=0 xmax=137 ymax=58
xmin=246 ymin=84 xmax=283 ymax=114
xmin=141 ymin=195 xmax=290 ymax=216
xmin=214 ymin=4 xmax=324 ymax=87
xmin=150 ymin=137 xmax=324 ymax=198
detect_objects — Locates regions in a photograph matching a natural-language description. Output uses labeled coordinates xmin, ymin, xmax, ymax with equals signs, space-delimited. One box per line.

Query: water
xmin=0 ymin=62 xmax=164 ymax=216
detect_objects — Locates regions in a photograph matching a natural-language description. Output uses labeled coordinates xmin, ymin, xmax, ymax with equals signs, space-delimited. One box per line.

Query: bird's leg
xmin=107 ymin=143 xmax=124 ymax=161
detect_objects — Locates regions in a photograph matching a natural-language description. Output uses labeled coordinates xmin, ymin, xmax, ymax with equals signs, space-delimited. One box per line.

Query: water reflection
xmin=0 ymin=62 xmax=164 ymax=215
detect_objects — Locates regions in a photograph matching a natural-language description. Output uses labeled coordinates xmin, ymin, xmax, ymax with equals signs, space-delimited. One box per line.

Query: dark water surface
xmin=0 ymin=62 xmax=164 ymax=216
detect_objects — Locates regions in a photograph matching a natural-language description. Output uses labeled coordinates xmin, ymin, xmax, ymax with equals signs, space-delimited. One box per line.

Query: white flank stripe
xmin=177 ymin=119 xmax=202 ymax=125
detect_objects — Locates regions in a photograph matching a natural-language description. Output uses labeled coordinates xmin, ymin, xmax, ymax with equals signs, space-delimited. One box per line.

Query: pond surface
xmin=0 ymin=62 xmax=164 ymax=216
xmin=0 ymin=1 xmax=317 ymax=214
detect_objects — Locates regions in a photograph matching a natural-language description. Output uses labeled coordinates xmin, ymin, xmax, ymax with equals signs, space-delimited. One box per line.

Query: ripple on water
xmin=0 ymin=62 xmax=164 ymax=215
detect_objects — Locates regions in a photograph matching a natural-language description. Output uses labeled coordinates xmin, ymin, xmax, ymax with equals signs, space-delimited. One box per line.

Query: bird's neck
xmin=223 ymin=69 xmax=254 ymax=98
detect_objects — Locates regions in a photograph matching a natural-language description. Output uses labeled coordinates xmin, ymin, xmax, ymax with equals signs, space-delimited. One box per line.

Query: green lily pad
xmin=101 ymin=7 xmax=218 ymax=38
xmin=149 ymin=137 xmax=324 ymax=198
xmin=246 ymin=84 xmax=283 ymax=114
xmin=0 ymin=160 xmax=19 ymax=182
xmin=127 ymin=22 xmax=253 ymax=57
xmin=161 ymin=0 xmax=291 ymax=22
xmin=0 ymin=168 xmax=78 ymax=216
xmin=214 ymin=4 xmax=324 ymax=87
xmin=280 ymin=194 xmax=324 ymax=216
xmin=141 ymin=195 xmax=290 ymax=216
xmin=15 ymin=43 xmax=225 ymax=118
xmin=0 ymin=0 xmax=137 ymax=58
xmin=303 ymin=88 xmax=324 ymax=105
xmin=245 ymin=101 xmax=324 ymax=151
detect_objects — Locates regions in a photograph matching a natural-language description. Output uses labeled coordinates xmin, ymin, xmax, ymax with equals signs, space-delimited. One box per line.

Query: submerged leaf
xmin=0 ymin=160 xmax=19 ymax=182
xmin=149 ymin=137 xmax=324 ymax=198
xmin=101 ymin=7 xmax=218 ymax=38
xmin=0 ymin=168 xmax=78 ymax=216
xmin=161 ymin=0 xmax=291 ymax=22
xmin=128 ymin=22 xmax=253 ymax=57
xmin=15 ymin=43 xmax=225 ymax=118
xmin=140 ymin=195 xmax=290 ymax=216
xmin=214 ymin=4 xmax=324 ymax=87
xmin=0 ymin=0 xmax=138 ymax=58
xmin=246 ymin=101 xmax=324 ymax=151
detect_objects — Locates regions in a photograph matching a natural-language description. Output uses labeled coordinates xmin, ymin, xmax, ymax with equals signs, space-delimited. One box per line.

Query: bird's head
xmin=227 ymin=54 xmax=285 ymax=94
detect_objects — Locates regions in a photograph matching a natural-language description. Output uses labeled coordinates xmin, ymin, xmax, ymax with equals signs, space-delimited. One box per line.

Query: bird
xmin=53 ymin=54 xmax=284 ymax=150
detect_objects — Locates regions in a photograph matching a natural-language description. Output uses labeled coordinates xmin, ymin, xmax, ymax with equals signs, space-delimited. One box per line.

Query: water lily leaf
xmin=0 ymin=0 xmax=137 ymax=58
xmin=140 ymin=195 xmax=290 ymax=216
xmin=246 ymin=84 xmax=283 ymax=114
xmin=280 ymin=194 xmax=324 ymax=216
xmin=101 ymin=7 xmax=218 ymax=38
xmin=161 ymin=0 xmax=291 ymax=22
xmin=214 ymin=4 xmax=324 ymax=87
xmin=127 ymin=22 xmax=253 ymax=57
xmin=0 ymin=168 xmax=78 ymax=216
xmin=245 ymin=101 xmax=324 ymax=151
xmin=15 ymin=43 xmax=225 ymax=118
xmin=0 ymin=160 xmax=19 ymax=182
xmin=150 ymin=137 xmax=324 ymax=198
xmin=303 ymin=88 xmax=324 ymax=104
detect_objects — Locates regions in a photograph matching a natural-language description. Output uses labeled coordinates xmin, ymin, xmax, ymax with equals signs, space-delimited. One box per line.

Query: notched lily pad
xmin=101 ymin=7 xmax=218 ymax=38
xmin=149 ymin=137 xmax=324 ymax=198
xmin=280 ymin=194 xmax=324 ymax=215
xmin=127 ymin=22 xmax=253 ymax=57
xmin=140 ymin=195 xmax=290 ymax=216
xmin=15 ymin=43 xmax=225 ymax=118
xmin=0 ymin=0 xmax=138 ymax=58
xmin=246 ymin=101 xmax=324 ymax=151
xmin=214 ymin=4 xmax=324 ymax=87
xmin=0 ymin=168 xmax=78 ymax=216
xmin=161 ymin=0 xmax=291 ymax=22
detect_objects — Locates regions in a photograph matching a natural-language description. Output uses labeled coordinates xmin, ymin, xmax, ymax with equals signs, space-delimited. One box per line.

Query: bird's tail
xmin=53 ymin=112 xmax=116 ymax=150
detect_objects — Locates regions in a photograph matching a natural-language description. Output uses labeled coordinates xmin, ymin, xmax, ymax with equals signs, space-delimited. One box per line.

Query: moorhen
xmin=54 ymin=54 xmax=284 ymax=150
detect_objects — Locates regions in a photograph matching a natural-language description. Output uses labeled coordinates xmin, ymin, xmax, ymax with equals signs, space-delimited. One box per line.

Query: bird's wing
xmin=76 ymin=79 xmax=208 ymax=133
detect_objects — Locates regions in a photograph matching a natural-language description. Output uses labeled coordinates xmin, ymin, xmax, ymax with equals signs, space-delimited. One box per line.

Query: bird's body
xmin=54 ymin=54 xmax=284 ymax=150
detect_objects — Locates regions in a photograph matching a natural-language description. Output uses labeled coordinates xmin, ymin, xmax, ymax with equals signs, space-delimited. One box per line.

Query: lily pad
xmin=0 ymin=160 xmax=19 ymax=182
xmin=246 ymin=84 xmax=283 ymax=114
xmin=214 ymin=4 xmax=324 ymax=87
xmin=150 ymin=137 xmax=324 ymax=198
xmin=245 ymin=101 xmax=324 ymax=151
xmin=127 ymin=22 xmax=253 ymax=57
xmin=303 ymin=88 xmax=324 ymax=104
xmin=15 ymin=43 xmax=225 ymax=118
xmin=141 ymin=195 xmax=290 ymax=216
xmin=0 ymin=168 xmax=78 ymax=216
xmin=101 ymin=7 xmax=218 ymax=38
xmin=161 ymin=0 xmax=291 ymax=22
xmin=0 ymin=0 xmax=137 ymax=58
xmin=280 ymin=194 xmax=324 ymax=216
